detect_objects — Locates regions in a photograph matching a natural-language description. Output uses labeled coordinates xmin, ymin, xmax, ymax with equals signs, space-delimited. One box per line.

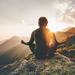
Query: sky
xmin=0 ymin=0 xmax=75 ymax=40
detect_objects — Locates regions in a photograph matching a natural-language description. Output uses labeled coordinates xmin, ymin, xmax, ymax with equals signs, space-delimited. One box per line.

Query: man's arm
xmin=21 ymin=31 xmax=34 ymax=45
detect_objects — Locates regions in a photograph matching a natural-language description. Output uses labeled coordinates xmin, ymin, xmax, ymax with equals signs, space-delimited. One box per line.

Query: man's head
xmin=38 ymin=17 xmax=48 ymax=27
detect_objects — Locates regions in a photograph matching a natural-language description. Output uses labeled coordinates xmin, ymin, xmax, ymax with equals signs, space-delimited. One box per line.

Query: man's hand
xmin=21 ymin=40 xmax=27 ymax=45
xmin=49 ymin=41 xmax=55 ymax=48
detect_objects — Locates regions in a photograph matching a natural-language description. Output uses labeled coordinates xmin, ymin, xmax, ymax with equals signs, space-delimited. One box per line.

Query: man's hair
xmin=38 ymin=17 xmax=48 ymax=27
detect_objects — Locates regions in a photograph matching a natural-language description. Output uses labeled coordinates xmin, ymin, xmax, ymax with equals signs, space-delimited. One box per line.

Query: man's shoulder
xmin=32 ymin=28 xmax=39 ymax=34
xmin=33 ymin=28 xmax=39 ymax=32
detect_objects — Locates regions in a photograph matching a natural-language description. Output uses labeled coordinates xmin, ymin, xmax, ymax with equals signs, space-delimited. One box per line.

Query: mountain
xmin=56 ymin=35 xmax=75 ymax=58
xmin=0 ymin=44 xmax=32 ymax=65
xmin=66 ymin=27 xmax=75 ymax=33
xmin=0 ymin=36 xmax=21 ymax=54
xmin=55 ymin=27 xmax=75 ymax=43
xmin=66 ymin=27 xmax=75 ymax=37
xmin=0 ymin=33 xmax=75 ymax=75
xmin=0 ymin=36 xmax=32 ymax=65
xmin=0 ymin=40 xmax=6 ymax=45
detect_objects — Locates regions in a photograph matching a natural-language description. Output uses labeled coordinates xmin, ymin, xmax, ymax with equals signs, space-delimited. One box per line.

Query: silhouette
xmin=21 ymin=17 xmax=57 ymax=59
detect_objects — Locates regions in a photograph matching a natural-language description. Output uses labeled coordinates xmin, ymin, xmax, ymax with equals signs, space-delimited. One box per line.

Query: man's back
xmin=21 ymin=17 xmax=57 ymax=59
xmin=34 ymin=27 xmax=56 ymax=58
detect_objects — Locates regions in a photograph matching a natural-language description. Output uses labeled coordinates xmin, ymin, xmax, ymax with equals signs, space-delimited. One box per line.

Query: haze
xmin=0 ymin=0 xmax=75 ymax=41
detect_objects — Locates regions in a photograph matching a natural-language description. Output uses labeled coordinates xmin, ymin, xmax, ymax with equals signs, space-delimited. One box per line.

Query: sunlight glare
xmin=48 ymin=17 xmax=68 ymax=32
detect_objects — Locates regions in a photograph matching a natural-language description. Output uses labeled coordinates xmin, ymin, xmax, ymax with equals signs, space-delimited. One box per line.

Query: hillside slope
xmin=55 ymin=27 xmax=75 ymax=43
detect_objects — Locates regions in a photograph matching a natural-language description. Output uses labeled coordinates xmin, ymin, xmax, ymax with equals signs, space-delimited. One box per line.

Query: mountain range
xmin=0 ymin=36 xmax=32 ymax=65
xmin=55 ymin=27 xmax=75 ymax=43
xmin=0 ymin=27 xmax=75 ymax=65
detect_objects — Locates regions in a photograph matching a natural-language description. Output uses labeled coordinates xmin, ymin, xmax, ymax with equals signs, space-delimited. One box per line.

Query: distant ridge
xmin=0 ymin=40 xmax=6 ymax=45
xmin=66 ymin=27 xmax=75 ymax=33
xmin=0 ymin=44 xmax=32 ymax=64
xmin=63 ymin=26 xmax=72 ymax=32
xmin=55 ymin=27 xmax=75 ymax=43
xmin=0 ymin=36 xmax=21 ymax=54
xmin=0 ymin=36 xmax=32 ymax=64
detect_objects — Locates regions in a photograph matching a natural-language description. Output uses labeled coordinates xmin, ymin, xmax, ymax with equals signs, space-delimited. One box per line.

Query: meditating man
xmin=21 ymin=17 xmax=57 ymax=59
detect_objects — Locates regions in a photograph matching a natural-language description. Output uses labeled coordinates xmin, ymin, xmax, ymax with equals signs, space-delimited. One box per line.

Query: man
xmin=21 ymin=17 xmax=57 ymax=59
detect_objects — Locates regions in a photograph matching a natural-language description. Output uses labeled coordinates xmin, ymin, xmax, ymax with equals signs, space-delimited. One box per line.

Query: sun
xmin=47 ymin=17 xmax=68 ymax=32
xmin=48 ymin=22 xmax=67 ymax=32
